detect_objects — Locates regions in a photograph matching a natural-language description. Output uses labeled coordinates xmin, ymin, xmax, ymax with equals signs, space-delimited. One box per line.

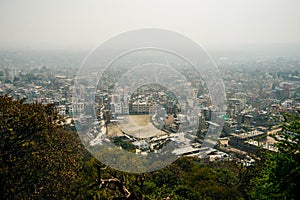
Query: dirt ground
xmin=128 ymin=115 xmax=150 ymax=126
xmin=107 ymin=115 xmax=167 ymax=138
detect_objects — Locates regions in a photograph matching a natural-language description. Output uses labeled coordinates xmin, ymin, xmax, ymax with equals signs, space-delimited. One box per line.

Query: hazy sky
xmin=0 ymin=0 xmax=300 ymax=50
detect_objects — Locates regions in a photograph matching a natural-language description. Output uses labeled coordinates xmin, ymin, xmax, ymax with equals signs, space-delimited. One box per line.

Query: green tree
xmin=252 ymin=111 xmax=300 ymax=199
xmin=0 ymin=95 xmax=92 ymax=199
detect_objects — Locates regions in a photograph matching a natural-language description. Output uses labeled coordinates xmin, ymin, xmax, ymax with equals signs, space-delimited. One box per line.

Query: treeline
xmin=1 ymin=95 xmax=299 ymax=199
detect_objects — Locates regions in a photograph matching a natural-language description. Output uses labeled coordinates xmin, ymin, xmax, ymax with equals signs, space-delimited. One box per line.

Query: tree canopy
xmin=0 ymin=95 xmax=89 ymax=199
xmin=251 ymin=111 xmax=300 ymax=200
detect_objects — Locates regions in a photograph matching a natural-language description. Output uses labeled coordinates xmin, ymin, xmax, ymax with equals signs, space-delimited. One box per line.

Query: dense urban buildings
xmin=1 ymin=50 xmax=299 ymax=163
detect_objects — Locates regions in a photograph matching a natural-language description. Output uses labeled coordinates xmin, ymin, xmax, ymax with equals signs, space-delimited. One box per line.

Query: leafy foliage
xmin=112 ymin=137 xmax=136 ymax=152
xmin=251 ymin=111 xmax=300 ymax=199
xmin=0 ymin=95 xmax=90 ymax=199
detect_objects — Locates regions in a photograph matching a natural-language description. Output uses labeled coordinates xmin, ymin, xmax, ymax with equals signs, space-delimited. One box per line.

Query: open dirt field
xmin=129 ymin=115 xmax=150 ymax=126
xmin=107 ymin=115 xmax=167 ymax=138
